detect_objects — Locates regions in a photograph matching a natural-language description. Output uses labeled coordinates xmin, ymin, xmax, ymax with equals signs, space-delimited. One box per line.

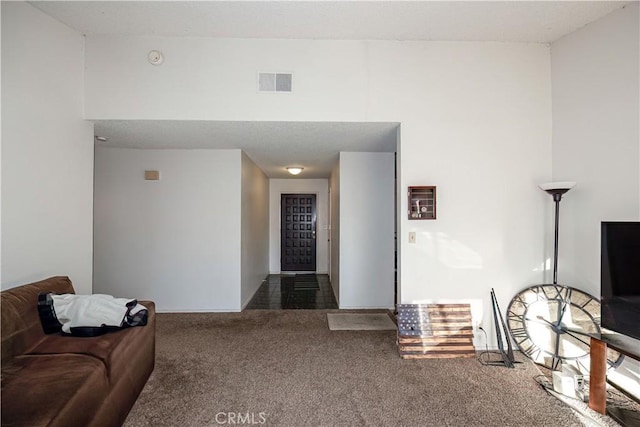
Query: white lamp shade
xmin=539 ymin=182 xmax=576 ymax=191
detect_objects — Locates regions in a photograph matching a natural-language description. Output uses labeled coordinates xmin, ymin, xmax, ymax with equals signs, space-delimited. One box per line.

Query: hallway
xmin=245 ymin=274 xmax=338 ymax=310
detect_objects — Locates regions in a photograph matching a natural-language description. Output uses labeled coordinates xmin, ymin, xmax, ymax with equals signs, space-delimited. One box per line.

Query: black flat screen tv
xmin=601 ymin=221 xmax=640 ymax=341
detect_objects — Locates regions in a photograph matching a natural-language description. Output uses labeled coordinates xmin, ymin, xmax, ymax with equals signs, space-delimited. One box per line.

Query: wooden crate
xmin=397 ymin=304 xmax=476 ymax=359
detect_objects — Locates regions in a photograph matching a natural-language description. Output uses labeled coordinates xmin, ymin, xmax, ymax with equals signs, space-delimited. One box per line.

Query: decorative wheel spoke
xmin=562 ymin=327 xmax=591 ymax=338
xmin=525 ymin=316 xmax=554 ymax=327
xmin=563 ymin=330 xmax=591 ymax=348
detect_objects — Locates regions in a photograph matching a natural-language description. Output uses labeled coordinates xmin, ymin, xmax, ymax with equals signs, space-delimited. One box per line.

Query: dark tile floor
xmin=245 ymin=274 xmax=338 ymax=310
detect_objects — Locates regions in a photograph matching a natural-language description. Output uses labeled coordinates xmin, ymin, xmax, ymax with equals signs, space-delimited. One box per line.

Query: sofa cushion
xmin=1 ymin=277 xmax=74 ymax=364
xmin=1 ymin=354 xmax=109 ymax=427
xmin=27 ymin=301 xmax=156 ymax=384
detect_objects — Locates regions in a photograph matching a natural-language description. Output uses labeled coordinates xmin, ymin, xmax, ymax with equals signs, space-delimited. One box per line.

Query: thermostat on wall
xmin=145 ymin=170 xmax=160 ymax=180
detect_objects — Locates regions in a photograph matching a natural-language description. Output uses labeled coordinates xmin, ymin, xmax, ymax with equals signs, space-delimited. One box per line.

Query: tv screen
xmin=601 ymin=221 xmax=640 ymax=341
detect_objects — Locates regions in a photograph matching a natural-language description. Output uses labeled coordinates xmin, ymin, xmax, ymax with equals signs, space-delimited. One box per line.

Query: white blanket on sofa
xmin=51 ymin=294 xmax=147 ymax=333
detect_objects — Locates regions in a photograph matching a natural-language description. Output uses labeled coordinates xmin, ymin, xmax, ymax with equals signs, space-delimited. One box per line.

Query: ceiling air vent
xmin=258 ymin=72 xmax=293 ymax=93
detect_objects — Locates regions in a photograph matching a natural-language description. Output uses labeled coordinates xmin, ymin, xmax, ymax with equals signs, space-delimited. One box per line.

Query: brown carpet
xmin=124 ymin=310 xmax=583 ymax=427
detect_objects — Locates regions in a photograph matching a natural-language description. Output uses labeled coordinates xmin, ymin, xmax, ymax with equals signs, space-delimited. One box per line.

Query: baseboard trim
xmin=156 ymin=308 xmax=242 ymax=313
xmin=339 ymin=305 xmax=395 ymax=310
xmin=269 ymin=270 xmax=329 ymax=275
xmin=242 ymin=278 xmax=267 ymax=310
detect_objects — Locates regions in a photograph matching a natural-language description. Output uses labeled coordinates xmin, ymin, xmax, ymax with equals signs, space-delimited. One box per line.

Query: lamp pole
xmin=552 ymin=192 xmax=562 ymax=285
xmin=539 ymin=182 xmax=576 ymax=285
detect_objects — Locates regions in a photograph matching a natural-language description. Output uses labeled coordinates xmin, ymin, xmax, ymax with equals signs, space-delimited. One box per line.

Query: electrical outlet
xmin=409 ymin=232 xmax=416 ymax=244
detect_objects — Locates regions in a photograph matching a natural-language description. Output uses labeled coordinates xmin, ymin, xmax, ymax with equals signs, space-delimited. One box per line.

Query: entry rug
xmin=327 ymin=313 xmax=396 ymax=331
xmin=293 ymin=274 xmax=320 ymax=290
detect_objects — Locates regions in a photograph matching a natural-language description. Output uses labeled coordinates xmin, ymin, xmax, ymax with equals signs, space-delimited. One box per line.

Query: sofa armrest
xmin=1 ymin=276 xmax=75 ymax=363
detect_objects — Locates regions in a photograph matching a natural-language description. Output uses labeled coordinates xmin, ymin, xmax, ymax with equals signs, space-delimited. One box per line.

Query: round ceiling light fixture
xmin=95 ymin=136 xmax=108 ymax=142
xmin=286 ymin=166 xmax=304 ymax=176
xmin=148 ymin=50 xmax=164 ymax=65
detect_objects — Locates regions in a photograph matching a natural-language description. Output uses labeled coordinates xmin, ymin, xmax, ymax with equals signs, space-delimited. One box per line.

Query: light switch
xmin=409 ymin=232 xmax=416 ymax=244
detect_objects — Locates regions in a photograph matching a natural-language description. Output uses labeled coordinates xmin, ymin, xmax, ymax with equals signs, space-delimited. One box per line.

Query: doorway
xmin=281 ymin=194 xmax=317 ymax=271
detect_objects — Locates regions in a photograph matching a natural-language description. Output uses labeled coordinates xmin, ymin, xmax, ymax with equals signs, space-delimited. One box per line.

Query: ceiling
xmin=31 ymin=1 xmax=629 ymax=43
xmin=94 ymin=121 xmax=399 ymax=178
xmin=32 ymin=1 xmax=630 ymax=179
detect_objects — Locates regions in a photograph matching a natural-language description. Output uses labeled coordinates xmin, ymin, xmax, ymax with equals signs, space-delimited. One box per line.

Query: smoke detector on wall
xmin=148 ymin=50 xmax=164 ymax=65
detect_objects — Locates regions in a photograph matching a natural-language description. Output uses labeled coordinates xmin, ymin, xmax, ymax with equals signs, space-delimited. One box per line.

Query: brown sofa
xmin=1 ymin=276 xmax=155 ymax=427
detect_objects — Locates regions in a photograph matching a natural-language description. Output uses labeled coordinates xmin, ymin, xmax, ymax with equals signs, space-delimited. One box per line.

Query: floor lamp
xmin=539 ymin=182 xmax=576 ymax=285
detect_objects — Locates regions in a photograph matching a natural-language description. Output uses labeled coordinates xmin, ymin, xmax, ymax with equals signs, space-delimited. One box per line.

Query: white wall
xmin=241 ymin=152 xmax=269 ymax=308
xmin=551 ymin=3 xmax=639 ymax=297
xmin=551 ymin=3 xmax=639 ymax=398
xmin=85 ymin=37 xmax=368 ymax=122
xmin=84 ymin=36 xmax=552 ymax=333
xmin=1 ymin=2 xmax=94 ymax=293
xmin=329 ymin=162 xmax=340 ymax=303
xmin=380 ymin=44 xmax=552 ymax=331
xmin=94 ymin=147 xmax=242 ymax=311
xmin=339 ymin=152 xmax=395 ymax=309
xmin=0 ymin=3 xmax=3 ymax=287
xmin=268 ymin=179 xmax=329 ymax=274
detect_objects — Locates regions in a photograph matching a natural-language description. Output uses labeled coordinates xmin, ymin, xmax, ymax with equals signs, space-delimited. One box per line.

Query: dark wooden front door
xmin=281 ymin=194 xmax=317 ymax=271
